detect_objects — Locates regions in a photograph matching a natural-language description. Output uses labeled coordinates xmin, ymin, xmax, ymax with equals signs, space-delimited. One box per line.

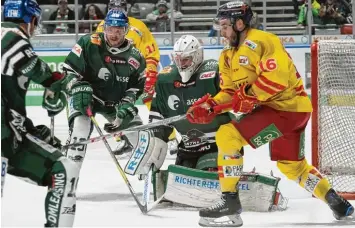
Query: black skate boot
xmin=198 ymin=192 xmax=243 ymax=227
xmin=325 ymin=188 xmax=354 ymax=220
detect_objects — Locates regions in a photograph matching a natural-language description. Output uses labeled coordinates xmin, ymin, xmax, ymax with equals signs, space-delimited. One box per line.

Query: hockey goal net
xmin=311 ymin=39 xmax=355 ymax=200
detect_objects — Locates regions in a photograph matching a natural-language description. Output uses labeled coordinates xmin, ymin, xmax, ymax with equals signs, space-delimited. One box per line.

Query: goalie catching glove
xmin=124 ymin=128 xmax=169 ymax=176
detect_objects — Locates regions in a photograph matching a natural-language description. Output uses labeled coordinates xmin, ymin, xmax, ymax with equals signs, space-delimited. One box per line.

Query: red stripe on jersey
xmin=221 ymin=89 xmax=235 ymax=96
xmin=146 ymin=58 xmax=159 ymax=66
xmin=254 ymin=79 xmax=278 ymax=95
xmin=259 ymin=75 xmax=287 ymax=91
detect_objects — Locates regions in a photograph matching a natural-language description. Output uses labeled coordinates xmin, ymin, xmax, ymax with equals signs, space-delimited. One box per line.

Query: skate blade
xmin=198 ymin=215 xmax=243 ymax=227
xmin=334 ymin=213 xmax=355 ymax=222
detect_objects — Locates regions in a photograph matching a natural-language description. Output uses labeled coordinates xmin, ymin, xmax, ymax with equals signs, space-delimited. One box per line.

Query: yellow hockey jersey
xmin=214 ymin=28 xmax=312 ymax=112
xmin=96 ymin=17 xmax=159 ymax=72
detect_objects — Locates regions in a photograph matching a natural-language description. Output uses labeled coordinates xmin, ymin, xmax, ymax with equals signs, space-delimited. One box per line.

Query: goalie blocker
xmin=124 ymin=130 xmax=287 ymax=212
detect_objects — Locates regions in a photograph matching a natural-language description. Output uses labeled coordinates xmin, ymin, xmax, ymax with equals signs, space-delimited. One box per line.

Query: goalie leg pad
xmin=125 ymin=130 xmax=168 ymax=175
xmin=196 ymin=152 xmax=218 ymax=171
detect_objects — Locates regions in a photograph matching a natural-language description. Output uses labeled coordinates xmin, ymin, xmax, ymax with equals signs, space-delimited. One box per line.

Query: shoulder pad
xmin=90 ymin=33 xmax=102 ymax=46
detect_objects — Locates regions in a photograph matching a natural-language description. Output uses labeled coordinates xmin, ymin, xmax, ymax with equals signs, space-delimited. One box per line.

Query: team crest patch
xmin=71 ymin=44 xmax=82 ymax=57
xmin=128 ymin=57 xmax=140 ymax=69
xmin=239 ymin=56 xmax=249 ymax=65
xmin=244 ymin=40 xmax=257 ymax=50
xmin=199 ymin=71 xmax=216 ymax=80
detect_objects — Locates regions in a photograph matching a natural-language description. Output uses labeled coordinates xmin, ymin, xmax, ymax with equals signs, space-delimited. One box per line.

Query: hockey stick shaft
xmin=86 ymin=107 xmax=149 ymax=214
xmin=50 ymin=117 xmax=55 ymax=140
xmin=63 ymin=114 xmax=186 ymax=149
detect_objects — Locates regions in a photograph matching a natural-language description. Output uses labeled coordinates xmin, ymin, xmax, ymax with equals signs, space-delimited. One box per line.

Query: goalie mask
xmin=172 ymin=35 xmax=204 ymax=83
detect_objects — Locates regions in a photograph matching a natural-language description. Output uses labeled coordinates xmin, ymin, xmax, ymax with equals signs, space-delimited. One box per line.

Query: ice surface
xmin=2 ymin=107 xmax=354 ymax=227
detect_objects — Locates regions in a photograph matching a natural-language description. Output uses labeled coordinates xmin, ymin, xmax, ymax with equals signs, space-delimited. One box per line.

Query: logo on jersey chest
xmin=239 ymin=56 xmax=249 ymax=65
xmin=199 ymin=71 xmax=216 ymax=80
xmin=174 ymin=80 xmax=196 ymax=88
xmin=105 ymin=56 xmax=126 ymax=64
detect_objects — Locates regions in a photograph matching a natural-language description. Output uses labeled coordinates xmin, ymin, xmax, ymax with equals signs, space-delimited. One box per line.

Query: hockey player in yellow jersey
xmin=186 ymin=1 xmax=354 ymax=227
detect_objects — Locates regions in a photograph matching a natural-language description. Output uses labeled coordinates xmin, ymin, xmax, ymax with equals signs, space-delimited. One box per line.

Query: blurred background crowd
xmin=1 ymin=0 xmax=353 ymax=36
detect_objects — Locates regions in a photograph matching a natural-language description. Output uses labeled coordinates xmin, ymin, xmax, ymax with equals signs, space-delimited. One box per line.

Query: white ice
xmin=2 ymin=106 xmax=354 ymax=227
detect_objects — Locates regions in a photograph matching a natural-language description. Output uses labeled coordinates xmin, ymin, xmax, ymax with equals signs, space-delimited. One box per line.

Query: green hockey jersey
xmin=64 ymin=33 xmax=146 ymax=105
xmin=150 ymin=59 xmax=234 ymax=153
xmin=1 ymin=22 xmax=54 ymax=139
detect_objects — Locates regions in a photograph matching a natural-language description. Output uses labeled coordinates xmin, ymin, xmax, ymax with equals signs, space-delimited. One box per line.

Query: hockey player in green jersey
xmin=62 ymin=9 xmax=146 ymax=176
xmin=1 ymin=0 xmax=82 ymax=226
xmin=122 ymin=35 xmax=237 ymax=205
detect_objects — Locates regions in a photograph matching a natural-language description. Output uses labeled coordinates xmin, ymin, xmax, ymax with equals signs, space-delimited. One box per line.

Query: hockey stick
xmin=141 ymin=165 xmax=168 ymax=213
xmin=86 ymin=107 xmax=153 ymax=214
xmin=50 ymin=116 xmax=55 ymax=140
xmin=63 ymin=114 xmax=186 ymax=149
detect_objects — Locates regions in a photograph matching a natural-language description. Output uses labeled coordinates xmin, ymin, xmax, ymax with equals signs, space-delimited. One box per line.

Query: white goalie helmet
xmin=172 ymin=35 xmax=204 ymax=83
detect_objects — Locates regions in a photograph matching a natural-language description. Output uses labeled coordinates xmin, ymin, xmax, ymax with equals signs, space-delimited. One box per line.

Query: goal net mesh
xmin=316 ymin=40 xmax=355 ymax=194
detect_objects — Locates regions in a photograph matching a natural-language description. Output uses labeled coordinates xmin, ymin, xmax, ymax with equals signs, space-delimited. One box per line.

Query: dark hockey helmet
xmin=216 ymin=1 xmax=253 ymax=26
xmin=108 ymin=0 xmax=128 ymax=12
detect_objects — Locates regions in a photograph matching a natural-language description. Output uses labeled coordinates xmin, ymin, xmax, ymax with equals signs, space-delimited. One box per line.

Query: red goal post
xmin=311 ymin=39 xmax=355 ymax=200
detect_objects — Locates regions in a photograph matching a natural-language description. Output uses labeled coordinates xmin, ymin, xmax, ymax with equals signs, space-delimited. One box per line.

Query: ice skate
xmin=325 ymin=188 xmax=354 ymax=220
xmin=198 ymin=192 xmax=243 ymax=227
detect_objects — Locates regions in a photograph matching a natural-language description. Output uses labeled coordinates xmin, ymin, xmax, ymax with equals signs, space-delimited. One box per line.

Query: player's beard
xmin=228 ymin=33 xmax=238 ymax=47
xmin=105 ymin=33 xmax=125 ymax=48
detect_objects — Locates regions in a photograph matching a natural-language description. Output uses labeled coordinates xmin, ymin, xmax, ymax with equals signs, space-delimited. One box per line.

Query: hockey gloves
xmin=7 ymin=110 xmax=61 ymax=149
xmin=69 ymin=81 xmax=93 ymax=116
xmin=32 ymin=125 xmax=62 ymax=150
xmin=7 ymin=109 xmax=35 ymax=142
xmin=104 ymin=103 xmax=139 ymax=133
xmin=186 ymin=94 xmax=220 ymax=124
xmin=232 ymin=84 xmax=259 ymax=114
xmin=42 ymin=89 xmax=67 ymax=117
xmin=142 ymin=70 xmax=158 ymax=104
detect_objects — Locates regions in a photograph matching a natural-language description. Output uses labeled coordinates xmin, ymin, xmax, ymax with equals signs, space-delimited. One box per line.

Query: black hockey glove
xmin=32 ymin=125 xmax=62 ymax=150
xmin=7 ymin=109 xmax=35 ymax=142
